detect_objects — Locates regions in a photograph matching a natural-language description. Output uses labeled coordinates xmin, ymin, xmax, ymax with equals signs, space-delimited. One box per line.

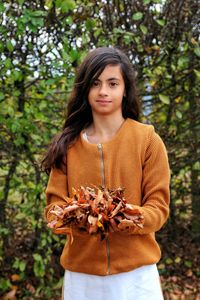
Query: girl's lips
xmin=96 ymin=100 xmax=112 ymax=103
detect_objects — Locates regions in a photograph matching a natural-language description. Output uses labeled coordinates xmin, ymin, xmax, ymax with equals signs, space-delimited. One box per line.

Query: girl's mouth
xmin=96 ymin=100 xmax=112 ymax=103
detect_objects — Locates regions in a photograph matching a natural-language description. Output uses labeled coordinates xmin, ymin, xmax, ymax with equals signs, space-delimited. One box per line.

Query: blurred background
xmin=0 ymin=0 xmax=199 ymax=299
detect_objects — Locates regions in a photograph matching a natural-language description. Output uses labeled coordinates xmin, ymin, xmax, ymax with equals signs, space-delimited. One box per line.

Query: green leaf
xmin=28 ymin=23 xmax=37 ymax=33
xmin=193 ymin=161 xmax=200 ymax=170
xmin=69 ymin=49 xmax=80 ymax=62
xmin=0 ymin=227 xmax=9 ymax=235
xmin=0 ymin=42 xmax=3 ymax=51
xmin=0 ymin=92 xmax=4 ymax=100
xmin=5 ymin=58 xmax=12 ymax=68
xmin=16 ymin=213 xmax=26 ymax=220
xmin=45 ymin=0 xmax=53 ymax=9
xmin=13 ymin=258 xmax=26 ymax=272
xmin=143 ymin=0 xmax=151 ymax=4
xmin=11 ymin=70 xmax=23 ymax=82
xmin=11 ymin=119 xmax=23 ymax=133
xmin=0 ymin=3 xmax=5 ymax=12
xmin=65 ymin=16 xmax=73 ymax=25
xmin=52 ymin=277 xmax=64 ymax=289
xmin=175 ymin=199 xmax=183 ymax=206
xmin=31 ymin=17 xmax=44 ymax=27
xmin=124 ymin=34 xmax=132 ymax=45
xmin=178 ymin=56 xmax=189 ymax=68
xmin=18 ymin=0 xmax=25 ymax=4
xmin=175 ymin=257 xmax=181 ymax=264
xmin=85 ymin=19 xmax=96 ymax=30
xmin=56 ymin=0 xmax=75 ymax=12
xmin=0 ymin=278 xmax=11 ymax=292
xmin=184 ymin=260 xmax=192 ymax=268
xmin=132 ymin=12 xmax=143 ymax=21
xmin=140 ymin=24 xmax=148 ymax=34
xmin=165 ymin=258 xmax=173 ymax=264
xmin=159 ymin=94 xmax=170 ymax=104
xmin=183 ymin=42 xmax=189 ymax=52
xmin=6 ymin=41 xmax=14 ymax=52
xmin=31 ymin=10 xmax=47 ymax=17
xmin=154 ymin=66 xmax=163 ymax=75
xmin=19 ymin=261 xmax=26 ymax=272
xmin=33 ymin=253 xmax=43 ymax=262
xmin=194 ymin=69 xmax=200 ymax=78
xmin=33 ymin=254 xmax=45 ymax=277
xmin=175 ymin=110 xmax=182 ymax=119
xmin=137 ymin=44 xmax=144 ymax=52
xmin=194 ymin=47 xmax=200 ymax=57
xmin=6 ymin=106 xmax=15 ymax=117
xmin=156 ymin=19 xmax=165 ymax=26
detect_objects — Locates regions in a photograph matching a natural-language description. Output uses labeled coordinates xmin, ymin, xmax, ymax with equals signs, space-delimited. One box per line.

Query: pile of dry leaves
xmin=46 ymin=186 xmax=144 ymax=241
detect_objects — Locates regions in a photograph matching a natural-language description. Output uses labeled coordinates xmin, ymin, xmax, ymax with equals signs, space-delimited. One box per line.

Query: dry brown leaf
xmin=46 ymin=186 xmax=144 ymax=241
xmin=10 ymin=274 xmax=20 ymax=282
xmin=3 ymin=286 xmax=17 ymax=300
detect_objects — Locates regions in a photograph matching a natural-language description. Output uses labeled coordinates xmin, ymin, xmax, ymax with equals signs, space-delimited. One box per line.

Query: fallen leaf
xmin=46 ymin=186 xmax=144 ymax=241
xmin=10 ymin=274 xmax=20 ymax=282
xmin=3 ymin=286 xmax=17 ymax=300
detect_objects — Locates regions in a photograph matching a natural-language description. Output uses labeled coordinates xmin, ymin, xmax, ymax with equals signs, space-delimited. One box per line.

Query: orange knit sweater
xmin=45 ymin=118 xmax=170 ymax=275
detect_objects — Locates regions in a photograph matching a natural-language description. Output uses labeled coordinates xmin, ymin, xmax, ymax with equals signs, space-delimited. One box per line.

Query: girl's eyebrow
xmin=95 ymin=77 xmax=121 ymax=81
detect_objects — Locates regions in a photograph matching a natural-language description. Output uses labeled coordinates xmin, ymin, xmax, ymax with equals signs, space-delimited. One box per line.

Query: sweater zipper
xmin=97 ymin=143 xmax=110 ymax=275
xmin=97 ymin=143 xmax=105 ymax=186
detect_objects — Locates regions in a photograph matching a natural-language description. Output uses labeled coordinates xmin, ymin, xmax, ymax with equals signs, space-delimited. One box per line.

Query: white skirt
xmin=63 ymin=264 xmax=164 ymax=300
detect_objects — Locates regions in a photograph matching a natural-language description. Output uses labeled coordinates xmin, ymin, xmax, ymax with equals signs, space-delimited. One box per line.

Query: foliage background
xmin=0 ymin=0 xmax=199 ymax=299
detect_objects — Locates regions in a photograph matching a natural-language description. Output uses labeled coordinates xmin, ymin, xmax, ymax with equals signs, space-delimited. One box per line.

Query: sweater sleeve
xmin=129 ymin=126 xmax=170 ymax=235
xmin=44 ymin=166 xmax=71 ymax=234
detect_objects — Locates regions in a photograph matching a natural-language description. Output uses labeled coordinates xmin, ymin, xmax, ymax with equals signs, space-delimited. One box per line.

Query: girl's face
xmin=88 ymin=64 xmax=125 ymax=118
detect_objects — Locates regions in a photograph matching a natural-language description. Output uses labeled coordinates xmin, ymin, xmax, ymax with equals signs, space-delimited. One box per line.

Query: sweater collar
xmin=80 ymin=118 xmax=132 ymax=146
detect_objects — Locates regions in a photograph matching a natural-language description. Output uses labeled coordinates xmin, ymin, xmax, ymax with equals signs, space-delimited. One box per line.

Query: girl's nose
xmin=99 ymin=84 xmax=108 ymax=96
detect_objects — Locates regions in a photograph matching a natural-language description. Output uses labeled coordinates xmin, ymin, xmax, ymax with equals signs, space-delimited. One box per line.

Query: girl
xmin=42 ymin=47 xmax=170 ymax=300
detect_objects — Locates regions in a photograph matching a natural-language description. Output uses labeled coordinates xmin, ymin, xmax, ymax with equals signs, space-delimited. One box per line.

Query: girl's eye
xmin=92 ymin=81 xmax=99 ymax=87
xmin=91 ymin=81 xmax=118 ymax=88
xmin=110 ymin=82 xmax=118 ymax=87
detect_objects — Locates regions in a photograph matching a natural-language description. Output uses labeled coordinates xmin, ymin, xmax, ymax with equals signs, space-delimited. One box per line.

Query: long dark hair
xmin=41 ymin=47 xmax=140 ymax=174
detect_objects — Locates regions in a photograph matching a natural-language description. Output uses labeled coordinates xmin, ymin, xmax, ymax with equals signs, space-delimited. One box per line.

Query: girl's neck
xmin=86 ymin=114 xmax=125 ymax=143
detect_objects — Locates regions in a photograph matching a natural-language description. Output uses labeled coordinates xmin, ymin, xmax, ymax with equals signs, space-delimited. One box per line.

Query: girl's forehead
xmin=97 ymin=64 xmax=123 ymax=79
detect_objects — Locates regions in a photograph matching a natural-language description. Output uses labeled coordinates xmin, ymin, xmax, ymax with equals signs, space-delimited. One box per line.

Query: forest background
xmin=0 ymin=0 xmax=199 ymax=299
